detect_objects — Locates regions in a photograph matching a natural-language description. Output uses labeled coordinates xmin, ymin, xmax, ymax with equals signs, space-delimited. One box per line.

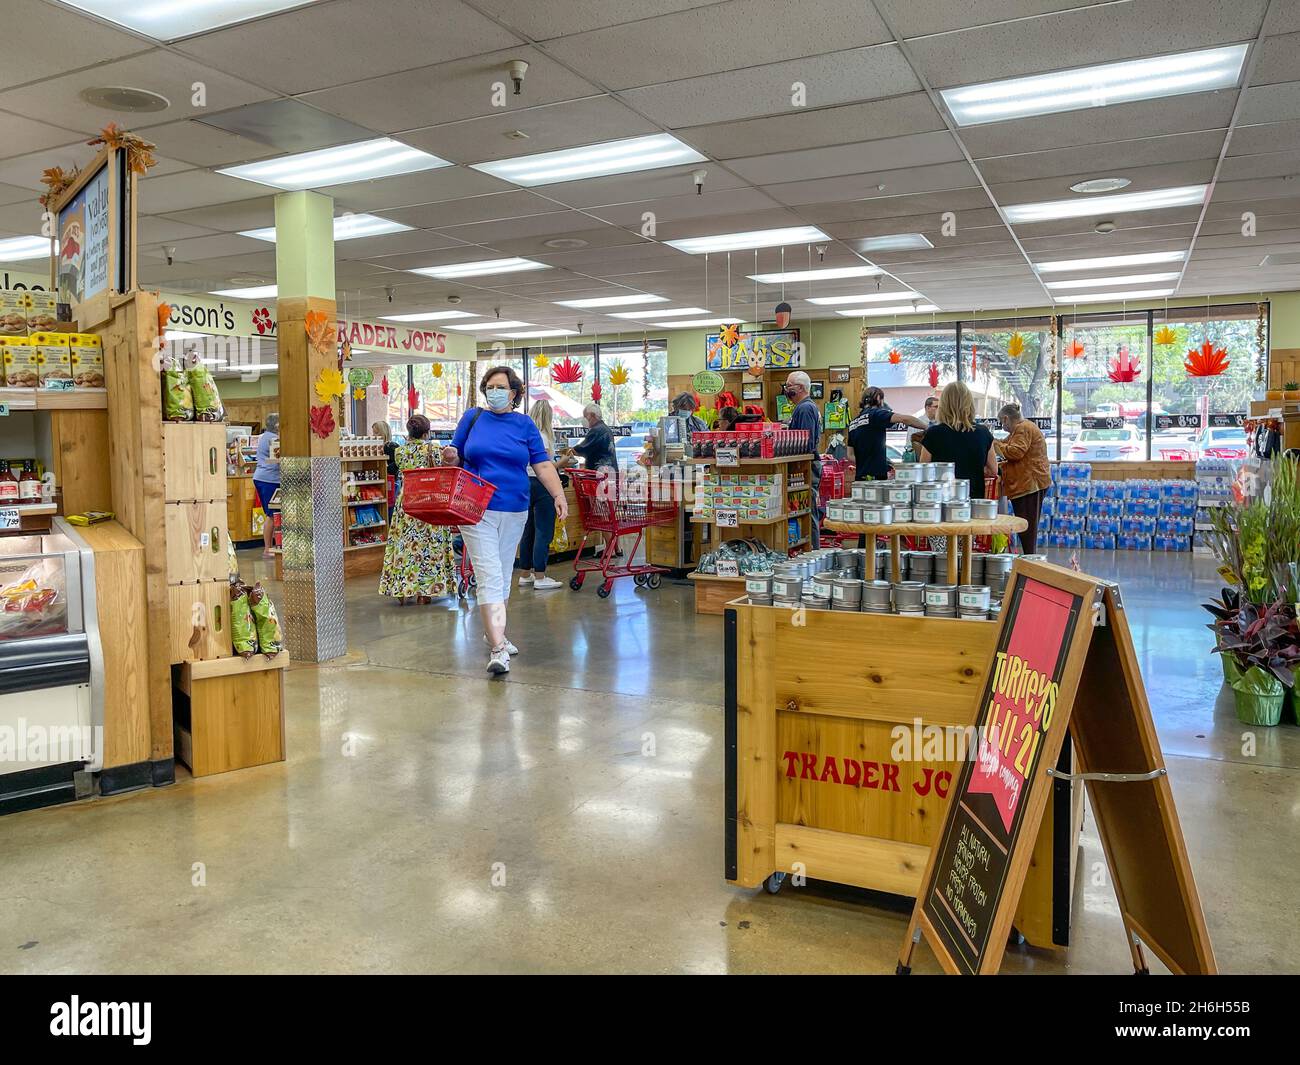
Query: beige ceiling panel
xmin=141 ymin=118 xmax=286 ymax=169
xmin=1249 ymin=31 xmax=1300 ymax=86
xmin=538 ymin=163 xmax=750 ymax=210
xmin=333 ymin=230 xmax=473 ymax=260
xmin=874 ymin=0 xmax=1105 ymax=38
xmin=764 ymin=161 xmax=979 ymax=206
xmin=383 ymin=191 xmax=571 ymax=230
xmin=435 ymin=210 xmax=627 ymax=243
xmin=1212 ymin=175 xmax=1300 ymax=201
xmin=584 ymin=188 xmax=779 ymax=228
xmin=0 ymin=0 xmax=147 ymax=92
xmin=156 ymin=197 xmax=279 ymax=233
xmin=978 ymin=134 xmax=1226 ymax=187
xmin=727 ymin=131 xmax=965 ymax=185
xmin=137 ymin=169 xmax=270 ymax=214
xmin=473 ymin=0 xmax=719 ymax=38
xmin=478 ymin=229 xmax=652 ymax=259
xmin=797 ymin=188 xmax=994 ymax=224
xmin=324 ymin=167 xmax=512 ymax=212
xmin=1238 ymin=82 xmax=1300 ymax=126
xmin=0 ymin=113 xmax=91 ymax=158
xmin=1009 ymin=207 xmax=1205 ymax=238
xmin=1219 ymin=149 xmax=1300 ymax=180
xmin=1228 ymin=120 xmax=1300 ymax=156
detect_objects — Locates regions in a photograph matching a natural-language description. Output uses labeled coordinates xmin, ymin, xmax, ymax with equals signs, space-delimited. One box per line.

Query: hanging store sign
xmin=693 ymin=369 xmax=725 ymax=395
xmin=57 ymin=161 xmax=111 ymax=307
xmin=1081 ymin=416 xmax=1125 ymax=430
xmin=705 ymin=328 xmax=802 ymax=372
xmin=1154 ymin=414 xmax=1202 ymax=430
xmin=1209 ymin=413 xmax=1244 ymax=427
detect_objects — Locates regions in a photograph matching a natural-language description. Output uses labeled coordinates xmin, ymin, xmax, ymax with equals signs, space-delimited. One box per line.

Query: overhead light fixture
xmin=240 ymin=213 xmax=413 ymax=242
xmin=554 ymin=294 xmax=668 ymax=309
xmin=59 ymin=0 xmax=316 ymax=39
xmin=164 ymin=330 xmax=211 ymax=341
xmin=498 ymin=329 xmax=580 ymax=338
xmin=834 ymin=304 xmax=940 ymax=317
xmin=807 ymin=291 xmax=922 ymax=306
xmin=471 ymin=133 xmax=705 ymax=187
xmin=856 ymin=233 xmax=933 ymax=252
xmin=380 ymin=310 xmax=476 ymax=322
xmin=1044 ymin=272 xmax=1181 ymax=290
xmin=667 ymin=226 xmax=829 ymax=255
xmin=409 ymin=257 xmax=550 ymax=280
xmin=941 ymin=44 xmax=1248 ymax=126
xmin=0 ymin=235 xmax=52 ymax=261
xmin=209 ymin=284 xmax=277 ymax=299
xmin=1070 ymin=177 xmax=1131 ymax=194
xmin=444 ymin=320 xmax=532 ymax=331
xmin=228 ymin=363 xmax=280 ymax=373
xmin=608 ymin=306 xmax=710 ymax=319
xmin=748 ymin=265 xmax=881 ymax=283
xmin=1004 ymin=185 xmax=1207 ymax=224
xmin=1053 ymin=288 xmax=1175 ymax=303
xmin=218 ymin=138 xmax=451 ymax=191
xmin=1034 ymin=250 xmax=1187 ymax=273
xmin=644 ymin=317 xmax=743 ymax=329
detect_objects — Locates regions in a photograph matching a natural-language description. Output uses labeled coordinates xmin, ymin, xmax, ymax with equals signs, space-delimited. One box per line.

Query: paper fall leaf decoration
xmin=304 ymin=310 xmax=335 ymax=357
xmin=928 ymin=362 xmax=940 ymax=388
xmin=381 ymin=375 xmax=389 ymax=396
xmin=1153 ymin=325 xmax=1178 ymax=347
xmin=591 ymin=382 xmax=603 ymax=403
xmin=38 ymin=166 xmax=78 ymax=209
xmin=720 ymin=323 xmax=742 ymax=348
xmin=1066 ymin=339 xmax=1086 ymax=360
xmin=971 ymin=345 xmax=978 ymax=378
xmin=1107 ymin=345 xmax=1141 ymax=384
xmin=1007 ymin=332 xmax=1025 ymax=358
xmin=431 ymin=362 xmax=443 ymax=378
xmin=340 ymin=339 xmax=352 ymax=362
xmin=352 ymin=387 xmax=366 ymax=400
xmin=607 ymin=361 xmax=630 ymax=386
xmin=408 ymin=388 xmax=419 ymax=411
xmin=456 ymin=384 xmax=462 ymax=397
xmin=887 ymin=349 xmax=901 ymax=365
xmin=158 ymin=303 xmax=172 ymax=333
xmin=1185 ymin=340 xmax=1229 ymax=377
xmin=533 ymin=353 xmax=550 ymax=369
xmin=551 ymin=357 xmax=583 ymax=385
xmin=88 ymin=123 xmax=158 ymax=175
xmin=314 ymin=367 xmax=345 ymax=403
xmin=308 ymin=404 xmax=335 ymax=439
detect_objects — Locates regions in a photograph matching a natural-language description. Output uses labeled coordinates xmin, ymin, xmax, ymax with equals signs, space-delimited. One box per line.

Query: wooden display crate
xmin=725 ymin=598 xmax=1083 ymax=950
xmin=164 ymin=500 xmax=229 ymax=583
xmin=162 ymin=423 xmax=226 ymax=501
xmin=173 ymin=653 xmax=288 ymax=777
xmin=167 ymin=579 xmax=231 ymax=664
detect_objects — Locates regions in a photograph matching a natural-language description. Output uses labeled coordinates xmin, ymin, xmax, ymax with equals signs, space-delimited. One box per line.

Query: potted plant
xmin=1266 ymin=385 xmax=1284 ymax=401
xmin=1205 ymin=595 xmax=1300 ymax=725
xmin=1287 ymin=381 xmax=1300 ymax=402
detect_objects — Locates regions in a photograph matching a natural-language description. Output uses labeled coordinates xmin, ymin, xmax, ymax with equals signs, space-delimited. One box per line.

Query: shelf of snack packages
xmin=2 ymin=290 xmax=107 ymax=405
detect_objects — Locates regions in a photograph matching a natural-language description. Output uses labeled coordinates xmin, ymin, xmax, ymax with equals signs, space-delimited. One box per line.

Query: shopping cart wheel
xmin=647 ymin=573 xmax=662 ymax=590
xmin=634 ymin=573 xmax=648 ymax=587
xmin=569 ymin=575 xmax=584 ymax=591
xmin=764 ymin=871 xmax=785 ymax=895
xmin=597 ymin=582 xmax=612 ymax=598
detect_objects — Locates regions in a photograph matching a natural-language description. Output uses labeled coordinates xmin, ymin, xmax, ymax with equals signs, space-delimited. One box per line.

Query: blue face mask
xmin=485 ymin=387 xmax=510 ymax=412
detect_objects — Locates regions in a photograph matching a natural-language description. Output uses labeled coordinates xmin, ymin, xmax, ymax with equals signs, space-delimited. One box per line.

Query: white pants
xmin=459 ymin=509 xmax=528 ymax=605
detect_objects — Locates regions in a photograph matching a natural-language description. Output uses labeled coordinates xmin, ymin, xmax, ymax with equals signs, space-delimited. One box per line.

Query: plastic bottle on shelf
xmin=0 ymin=462 xmax=18 ymax=502
xmin=18 ymin=460 xmax=40 ymax=501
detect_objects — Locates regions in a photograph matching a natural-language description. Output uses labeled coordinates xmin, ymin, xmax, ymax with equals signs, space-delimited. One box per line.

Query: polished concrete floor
xmin=2 ymin=546 xmax=1298 ymax=974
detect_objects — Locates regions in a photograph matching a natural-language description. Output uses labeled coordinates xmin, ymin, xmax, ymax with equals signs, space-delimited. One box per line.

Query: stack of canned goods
xmin=828 ymin=463 xmax=1011 ymax=527
xmin=957 ymin=584 xmax=991 ymax=620
xmin=982 ymin=553 xmax=1014 ymax=596
xmin=924 ymin=583 xmax=958 ymax=618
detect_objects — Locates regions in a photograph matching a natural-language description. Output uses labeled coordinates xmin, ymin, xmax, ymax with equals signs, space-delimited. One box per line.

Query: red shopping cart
xmin=568 ymin=469 xmax=678 ymax=599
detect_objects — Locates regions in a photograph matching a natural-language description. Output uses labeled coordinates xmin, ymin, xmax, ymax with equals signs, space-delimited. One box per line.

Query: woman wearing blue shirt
xmin=253 ymin=412 xmax=280 ymax=559
xmin=443 ymin=366 xmax=568 ymax=675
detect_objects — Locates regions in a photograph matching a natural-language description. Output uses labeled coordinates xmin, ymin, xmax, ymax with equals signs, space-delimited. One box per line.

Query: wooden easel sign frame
xmin=898 ymin=559 xmax=1215 ymax=975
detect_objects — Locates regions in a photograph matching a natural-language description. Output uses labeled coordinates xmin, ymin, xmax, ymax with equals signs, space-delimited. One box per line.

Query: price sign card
xmin=716 ymin=508 xmax=739 ymax=528
xmin=715 ymin=559 xmax=740 ymax=577
xmin=0 ymin=507 xmax=20 ymax=530
xmin=715 ymin=446 xmax=740 ymax=467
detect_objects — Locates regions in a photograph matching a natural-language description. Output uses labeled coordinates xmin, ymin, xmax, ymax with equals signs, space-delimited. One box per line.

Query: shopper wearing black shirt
xmin=919 ymin=381 xmax=998 ymax=499
xmin=847 ymin=386 xmax=928 ymax=480
xmin=783 ymin=371 xmax=823 ymax=547
xmin=568 ymin=401 xmax=621 ymax=557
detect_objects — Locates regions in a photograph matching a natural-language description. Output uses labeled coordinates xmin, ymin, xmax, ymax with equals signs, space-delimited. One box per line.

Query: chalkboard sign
xmin=919 ymin=575 xmax=1084 ymax=974
xmin=1209 ymin=412 xmax=1244 ymax=427
xmin=1154 ymin=413 xmax=1202 ymax=430
xmin=1080 ymin=415 xmax=1124 ymax=430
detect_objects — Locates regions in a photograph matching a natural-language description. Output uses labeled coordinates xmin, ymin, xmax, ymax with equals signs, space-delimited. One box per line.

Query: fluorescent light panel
xmin=1053 ymin=288 xmax=1175 ymax=303
xmin=807 ymin=291 xmax=922 ymax=306
xmin=554 ymin=294 xmax=668 ymax=308
xmin=748 ymin=266 xmax=881 ymax=283
xmin=218 ymin=138 xmax=450 ymax=191
xmin=1004 ymin=185 xmax=1207 ymax=223
xmin=608 ymin=306 xmax=710 ymax=319
xmin=666 ymin=226 xmax=829 ymax=255
xmin=410 ymin=257 xmax=549 ymax=280
xmin=835 ymin=304 xmax=940 ymax=317
xmin=445 ymin=320 xmax=532 ymax=331
xmin=380 ymin=310 xmax=476 ymax=322
xmin=472 ymin=134 xmax=704 ymax=187
xmin=1044 ymin=272 xmax=1181 ymax=290
xmin=240 ymin=213 xmax=413 ymax=242
xmin=645 ymin=317 xmax=743 ymax=329
xmin=0 ymin=235 xmax=52 ymax=261
xmin=1034 ymin=250 xmax=1187 ymax=273
xmin=942 ymin=44 xmax=1248 ymax=126
xmin=209 ymin=284 xmax=276 ymax=298
xmin=856 ymin=233 xmax=933 ymax=252
xmin=60 ymin=0 xmax=315 ymax=39
xmin=498 ymin=329 xmax=579 ymax=338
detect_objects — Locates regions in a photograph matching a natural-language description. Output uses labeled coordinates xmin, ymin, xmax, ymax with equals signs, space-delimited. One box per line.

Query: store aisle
xmin=1 ymin=551 xmax=1297 ymax=974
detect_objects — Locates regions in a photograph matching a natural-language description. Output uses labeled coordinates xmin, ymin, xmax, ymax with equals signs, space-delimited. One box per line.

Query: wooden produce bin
xmin=226 ymin=475 xmax=261 ymax=543
xmin=725 ymin=599 xmax=1083 ymax=950
xmin=173 ymin=653 xmax=288 ymax=777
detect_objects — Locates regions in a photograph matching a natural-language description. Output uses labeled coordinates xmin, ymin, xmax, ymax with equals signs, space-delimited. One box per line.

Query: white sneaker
xmin=487 ymin=646 xmax=510 ymax=674
xmin=533 ymin=576 xmax=563 ymax=590
xmin=517 ymin=573 xmax=534 ymax=585
xmin=484 ymin=635 xmax=519 ymax=655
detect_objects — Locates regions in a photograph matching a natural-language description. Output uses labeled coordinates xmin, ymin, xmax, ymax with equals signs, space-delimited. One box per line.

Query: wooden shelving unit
xmin=0 ymin=386 xmax=108 ymax=410
xmin=340 ymin=457 xmax=387 ymax=577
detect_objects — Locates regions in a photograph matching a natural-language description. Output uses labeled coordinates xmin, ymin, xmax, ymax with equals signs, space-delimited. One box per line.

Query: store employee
xmin=848 ymin=387 xmax=928 ymax=480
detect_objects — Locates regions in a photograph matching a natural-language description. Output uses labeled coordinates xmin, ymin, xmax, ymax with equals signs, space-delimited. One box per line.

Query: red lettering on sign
xmin=819 ymin=756 xmax=841 ymax=785
xmin=348 ymin=322 xmax=361 ymax=346
xmin=863 ymin=761 xmax=879 ymax=789
xmin=935 ymin=770 xmax=952 ymax=799
xmin=361 ymin=323 xmax=375 ymax=345
xmin=800 ymin=753 xmax=816 ymax=780
xmin=782 ymin=751 xmax=799 ymax=778
xmin=882 ymin=762 xmax=900 ymax=792
xmin=386 ymin=327 xmax=397 ymax=348
xmin=843 ymin=758 xmax=861 ymax=787
xmin=913 ymin=767 xmax=934 ymax=796
xmin=435 ymin=332 xmax=445 ymax=354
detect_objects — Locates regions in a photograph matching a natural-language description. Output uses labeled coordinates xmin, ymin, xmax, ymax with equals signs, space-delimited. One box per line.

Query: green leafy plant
xmin=1205 ymin=456 xmax=1300 ymax=603
xmin=1286 ymin=380 xmax=1300 ymax=390
xmin=1205 ymin=590 xmax=1300 ymax=686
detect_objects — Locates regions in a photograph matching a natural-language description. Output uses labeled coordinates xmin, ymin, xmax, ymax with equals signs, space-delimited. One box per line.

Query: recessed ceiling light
xmin=834 ymin=304 xmax=940 ymax=317
xmin=645 ymin=317 xmax=744 ymax=329
xmin=209 ymin=284 xmax=277 ymax=299
xmin=748 ymin=265 xmax=881 ymax=283
xmin=856 ymin=233 xmax=933 ymax=252
xmin=218 ymin=138 xmax=451 ymax=191
xmin=543 ymin=237 xmax=589 ymax=249
xmin=79 ymin=86 xmax=170 ymax=112
xmin=1034 ymin=250 xmax=1187 ymax=273
xmin=807 ymin=291 xmax=922 ymax=306
xmin=380 ymin=310 xmax=476 ymax=322
xmin=498 ymin=329 xmax=580 ymax=338
xmin=1070 ymin=177 xmax=1132 ymax=194
xmin=941 ymin=44 xmax=1248 ymax=126
xmin=165 ymin=330 xmax=210 ymax=341
xmin=1044 ymin=272 xmax=1181 ymax=290
xmin=471 ymin=133 xmax=705 ymax=186
xmin=1052 ymin=288 xmax=1175 ymax=303
xmin=0 ymin=235 xmax=52 ymax=261
xmin=60 ymin=0 xmax=316 ymax=39
xmin=666 ymin=226 xmax=829 ymax=255
xmin=444 ymin=320 xmax=532 ymax=331
xmin=554 ymin=294 xmax=668 ymax=308
xmin=608 ymin=306 xmax=710 ymax=319
xmin=1004 ymin=185 xmax=1207 ymax=224
xmin=240 ymin=213 xmax=413 ymax=242
xmin=410 ymin=257 xmax=549 ymax=280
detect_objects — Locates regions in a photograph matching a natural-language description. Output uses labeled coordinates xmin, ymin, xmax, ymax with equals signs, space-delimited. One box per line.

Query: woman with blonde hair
xmin=919 ymin=380 xmax=998 ymax=499
xmin=514 ymin=399 xmax=564 ymax=590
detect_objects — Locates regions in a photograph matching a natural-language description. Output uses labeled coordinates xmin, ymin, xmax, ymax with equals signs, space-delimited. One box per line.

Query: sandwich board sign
xmin=898 ymin=559 xmax=1215 ymax=976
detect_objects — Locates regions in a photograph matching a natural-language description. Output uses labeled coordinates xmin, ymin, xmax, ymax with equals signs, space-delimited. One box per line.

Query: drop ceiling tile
xmin=473 ymin=0 xmax=716 ymax=37
xmin=0 ymin=0 xmax=148 ymax=92
xmin=798 ymin=188 xmax=994 ymax=224
xmin=142 ymin=232 xmax=268 ymax=262
xmin=435 ymin=210 xmax=623 ymax=243
xmin=874 ymin=0 xmax=1104 ymax=37
xmin=907 ymin=0 xmax=1267 ymax=89
xmin=138 ymin=217 xmax=223 ymax=244
xmin=197 ymin=100 xmax=377 ymax=154
xmin=652 ymin=208 xmax=810 ymax=243
xmin=1250 ymin=31 xmax=1300 ymax=86
xmin=300 ymin=47 xmax=601 ymax=134
xmin=401 ymin=96 xmax=657 ymax=164
xmin=1205 ymin=195 xmax=1300 ymax=219
xmin=1235 ymin=82 xmax=1300 ymax=126
xmin=1012 ymin=211 xmax=1203 ymax=239
xmin=585 ymin=187 xmax=778 ymax=228
xmin=1219 ymin=149 xmax=1300 ymax=181
xmin=324 ymin=167 xmax=513 ymax=212
xmin=141 ymin=118 xmax=286 ymax=168
xmin=382 ymin=190 xmax=570 ymax=230
xmin=764 ymin=161 xmax=979 ymax=206
xmin=0 ymin=113 xmax=91 ymax=158
xmin=0 ymin=182 xmax=38 ymax=208
xmin=977 ymin=134 xmax=1226 ymax=187
xmin=156 ymin=197 xmax=278 ymax=232
xmin=182 ymin=250 xmax=279 ymax=276
xmin=727 ymin=131 xmax=964 ymax=185
xmin=472 ymin=227 xmax=651 ymax=259
xmin=0 ymin=199 xmax=47 ymax=234
xmin=539 ymin=163 xmax=750 ymax=210
xmin=0 ymin=143 xmax=189 ymax=191
xmin=1212 ymin=175 xmax=1300 ymax=201
xmin=333 ymin=230 xmax=473 ymax=260
xmin=622 ymin=44 xmax=920 ymax=128
xmin=138 ymin=169 xmax=271 ymax=214
xmin=173 ymin=0 xmax=522 ymax=95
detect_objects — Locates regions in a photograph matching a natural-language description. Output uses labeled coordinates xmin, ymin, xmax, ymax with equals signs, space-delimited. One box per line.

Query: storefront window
xmin=959 ymin=317 xmax=1059 ymax=458
xmin=862 ymin=326 xmax=956 ymax=457
xmin=1061 ymin=313 xmax=1150 ymax=464
xmin=596 ymin=341 xmax=668 ymax=424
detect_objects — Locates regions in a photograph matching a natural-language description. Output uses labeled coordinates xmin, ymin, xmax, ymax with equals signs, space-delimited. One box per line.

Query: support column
xmin=275 ymin=191 xmax=346 ymax=662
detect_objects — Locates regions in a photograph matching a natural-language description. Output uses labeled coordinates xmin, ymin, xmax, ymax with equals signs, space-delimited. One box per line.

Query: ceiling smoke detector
xmin=1094 ymin=220 xmax=1117 ymax=234
xmin=80 ymin=86 xmax=170 ymax=112
xmin=544 ymin=237 xmax=588 ymax=249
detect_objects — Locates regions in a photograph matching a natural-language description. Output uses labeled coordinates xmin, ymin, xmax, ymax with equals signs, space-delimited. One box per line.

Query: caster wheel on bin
xmin=763 ymin=871 xmax=786 ymax=895
xmin=895 ymin=962 xmax=912 ymax=976
xmin=597 ymin=582 xmax=612 ymax=598
xmin=647 ymin=573 xmax=662 ymax=590
xmin=634 ymin=573 xmax=648 ymax=588
xmin=569 ymin=576 xmax=583 ymax=591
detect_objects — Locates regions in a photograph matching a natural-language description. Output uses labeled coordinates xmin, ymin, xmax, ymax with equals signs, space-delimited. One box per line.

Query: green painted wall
xmin=220 ymin=374 xmax=280 ymax=398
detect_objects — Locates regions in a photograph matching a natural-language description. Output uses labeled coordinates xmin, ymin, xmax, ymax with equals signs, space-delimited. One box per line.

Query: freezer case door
xmin=0 ymin=633 xmax=94 ymax=776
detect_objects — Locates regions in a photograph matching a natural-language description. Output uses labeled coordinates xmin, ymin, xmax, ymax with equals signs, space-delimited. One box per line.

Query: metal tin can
xmin=924 ymin=584 xmax=957 ymax=610
xmin=826 ymin=502 xmax=846 ymax=522
xmin=803 ymin=595 xmax=830 ymax=611
xmin=886 ymin=484 xmax=914 ymax=506
xmin=859 ymin=503 xmax=894 ymax=525
xmin=950 ymin=479 xmax=971 ymax=502
xmin=918 ymin=462 xmax=936 ymax=481
xmin=892 ymin=580 xmax=925 ymax=612
xmin=811 ymin=574 xmax=835 ymax=600
xmin=943 ymin=501 xmax=971 ymax=522
xmin=840 ymin=504 xmax=862 ymax=523
xmin=831 ymin=577 xmax=863 ymax=609
xmin=892 ymin=462 xmax=923 ymax=483
xmin=957 ymin=584 xmax=991 ymax=614
xmin=914 ymin=482 xmax=945 ymax=505
xmin=853 ymin=481 xmax=885 ymax=504
xmin=772 ymin=575 xmax=803 ymax=599
xmin=913 ymin=503 xmax=942 ymax=523
xmin=745 ymin=572 xmax=774 ymax=598
xmin=892 ymin=504 xmax=913 ymax=523
xmin=860 ymin=579 xmax=892 ymax=611
xmin=970 ymin=498 xmax=997 ymax=520
xmin=932 ymin=461 xmax=956 ymax=481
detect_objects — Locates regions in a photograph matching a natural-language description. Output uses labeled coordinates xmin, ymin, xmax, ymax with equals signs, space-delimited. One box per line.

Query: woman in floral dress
xmin=378 ymin=414 xmax=457 ymax=604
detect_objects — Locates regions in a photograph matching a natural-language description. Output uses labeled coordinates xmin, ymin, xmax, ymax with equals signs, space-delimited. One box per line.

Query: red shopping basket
xmin=403 ymin=467 xmax=496 ymax=526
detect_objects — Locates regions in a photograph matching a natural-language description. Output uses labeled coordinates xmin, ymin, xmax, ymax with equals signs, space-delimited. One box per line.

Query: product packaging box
xmin=0 ymin=291 xmax=26 ymax=337
xmin=1153 ymin=534 xmax=1191 ymax=552
xmin=1118 ymin=534 xmax=1153 ymax=550
xmin=1156 ymin=516 xmax=1194 ymax=536
xmin=1161 ymin=499 xmax=1197 ymax=519
xmin=1120 ymin=515 xmax=1157 ymax=535
xmin=1123 ymin=499 xmax=1161 ymax=517
xmin=1088 ymin=499 xmax=1124 ymax=518
xmin=1089 ymin=480 xmax=1125 ymax=500
xmin=1159 ymin=480 xmax=1198 ymax=501
xmin=30 ymin=332 xmax=72 ymax=387
xmin=1088 ymin=517 xmax=1120 ymax=535
xmin=25 ymin=291 xmax=57 ymax=333
xmin=70 ymin=333 xmax=104 ymax=388
xmin=1084 ymin=533 xmax=1116 ymax=550
xmin=2 ymin=336 xmax=37 ymax=387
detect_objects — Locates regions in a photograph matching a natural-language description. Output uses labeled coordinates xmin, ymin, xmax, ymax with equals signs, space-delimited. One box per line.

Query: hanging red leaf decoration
xmin=408 ymin=387 xmax=419 ymax=410
xmin=591 ymin=381 xmax=602 ymax=403
xmin=309 ymin=404 xmax=335 ymax=439
xmin=1184 ymin=340 xmax=1230 ymax=377
xmin=381 ymin=375 xmax=389 ymax=396
xmin=887 ymin=349 xmax=901 ymax=365
xmin=971 ymin=345 xmax=978 ymax=378
xmin=1107 ymin=345 xmax=1141 ymax=384
xmin=928 ymin=362 xmax=939 ymax=388
xmin=1066 ymin=339 xmax=1086 ymax=360
xmin=551 ymin=356 xmax=583 ymax=384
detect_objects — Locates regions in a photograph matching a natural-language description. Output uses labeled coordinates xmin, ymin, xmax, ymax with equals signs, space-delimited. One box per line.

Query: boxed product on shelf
xmin=1089 ymin=480 xmax=1125 ymax=500
xmin=1118 ymin=534 xmax=1153 ymax=550
xmin=1120 ymin=515 xmax=1157 ymax=534
xmin=1055 ymin=531 xmax=1082 ymax=548
xmin=0 ymin=290 xmax=26 ymax=336
xmin=1161 ymin=499 xmax=1197 ymax=519
xmin=1 ymin=336 xmax=36 ymax=387
xmin=1088 ymin=517 xmax=1120 ymax=535
xmin=1056 ymin=481 xmax=1090 ymax=500
xmin=1156 ymin=515 xmax=1194 ymax=535
xmin=349 ymin=504 xmax=384 ymax=529
xmin=1039 ymin=514 xmax=1052 ymax=533
xmin=1052 ymin=462 xmax=1092 ymax=482
xmin=1084 ymin=533 xmax=1116 ymax=550
xmin=69 ymin=333 xmax=104 ymax=388
xmin=1055 ymin=514 xmax=1086 ymax=533
xmin=690 ymin=427 xmax=809 ymax=459
xmin=26 ymin=291 xmax=57 ymax=333
xmin=1123 ymin=499 xmax=1160 ymax=517
xmin=1088 ymin=498 xmax=1124 ymax=518
xmin=1153 ymin=534 xmax=1192 ymax=552
xmin=1040 ymin=495 xmax=1054 ymax=517
xmin=30 ymin=332 xmax=72 ymax=387
xmin=1159 ymin=480 xmax=1198 ymax=501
